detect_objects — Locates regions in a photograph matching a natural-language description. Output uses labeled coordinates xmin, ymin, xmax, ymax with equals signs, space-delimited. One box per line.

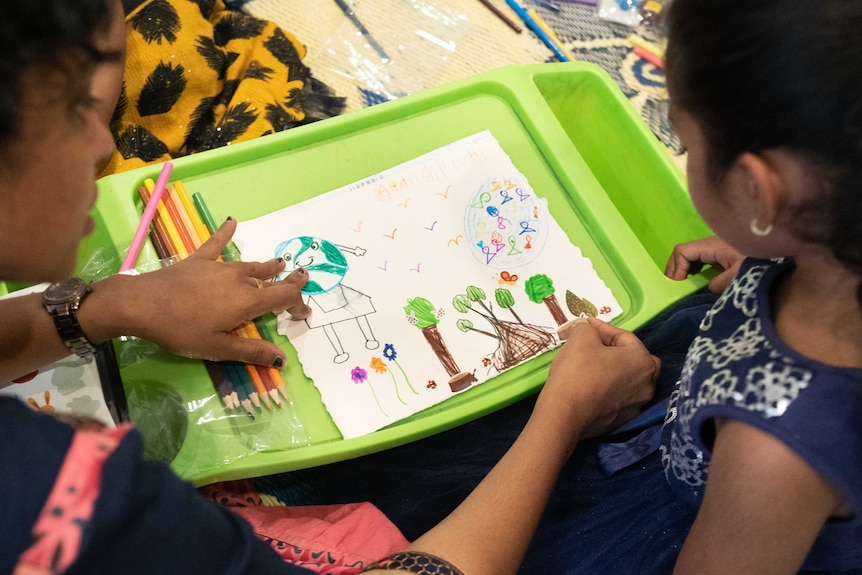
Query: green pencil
xmin=191 ymin=192 xmax=242 ymax=262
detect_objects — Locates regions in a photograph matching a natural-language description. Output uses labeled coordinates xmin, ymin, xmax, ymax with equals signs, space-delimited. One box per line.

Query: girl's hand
xmin=84 ymin=218 xmax=311 ymax=367
xmin=665 ymin=236 xmax=744 ymax=294
xmin=539 ymin=318 xmax=660 ymax=444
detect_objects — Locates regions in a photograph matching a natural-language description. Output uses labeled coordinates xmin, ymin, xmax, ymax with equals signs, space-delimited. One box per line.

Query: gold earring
xmin=750 ymin=218 xmax=773 ymax=237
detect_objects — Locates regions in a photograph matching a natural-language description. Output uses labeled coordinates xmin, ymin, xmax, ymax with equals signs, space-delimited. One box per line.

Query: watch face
xmin=44 ymin=278 xmax=87 ymax=304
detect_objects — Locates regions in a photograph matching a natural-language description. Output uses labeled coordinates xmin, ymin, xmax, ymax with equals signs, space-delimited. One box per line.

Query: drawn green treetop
xmin=405 ymin=296 xmax=475 ymax=392
xmin=524 ymin=273 xmax=568 ymax=326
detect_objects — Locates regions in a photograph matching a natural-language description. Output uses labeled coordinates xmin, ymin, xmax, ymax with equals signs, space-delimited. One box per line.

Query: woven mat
xmin=244 ymin=0 xmax=684 ymax=167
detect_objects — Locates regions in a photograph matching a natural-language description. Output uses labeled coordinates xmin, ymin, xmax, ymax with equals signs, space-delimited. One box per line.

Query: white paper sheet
xmin=0 ymin=284 xmax=117 ymax=427
xmin=235 ymin=131 xmax=621 ymax=438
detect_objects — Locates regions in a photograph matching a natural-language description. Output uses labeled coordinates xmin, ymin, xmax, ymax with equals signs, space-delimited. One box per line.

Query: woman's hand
xmin=665 ymin=236 xmax=744 ymax=294
xmin=83 ymin=218 xmax=311 ymax=367
xmin=539 ymin=318 xmax=660 ymax=444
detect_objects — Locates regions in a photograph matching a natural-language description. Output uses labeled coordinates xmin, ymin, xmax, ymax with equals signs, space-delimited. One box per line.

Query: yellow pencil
xmin=144 ymin=178 xmax=189 ymax=260
xmin=526 ymin=8 xmax=576 ymax=62
xmin=174 ymin=180 xmax=211 ymax=244
xmin=627 ymin=33 xmax=664 ymax=59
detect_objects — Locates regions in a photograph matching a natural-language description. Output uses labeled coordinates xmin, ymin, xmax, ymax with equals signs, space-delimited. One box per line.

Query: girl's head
xmin=665 ymin=0 xmax=862 ymax=284
xmin=0 ymin=0 xmax=124 ymax=283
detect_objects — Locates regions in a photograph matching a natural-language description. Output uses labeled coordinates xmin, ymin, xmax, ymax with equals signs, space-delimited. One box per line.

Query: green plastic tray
xmin=76 ymin=63 xmax=708 ymax=485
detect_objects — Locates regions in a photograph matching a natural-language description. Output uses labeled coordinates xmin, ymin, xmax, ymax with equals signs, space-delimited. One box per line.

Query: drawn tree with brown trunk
xmin=404 ymin=296 xmax=476 ymax=392
xmin=454 ymin=285 xmax=554 ymax=372
xmin=524 ymin=274 xmax=568 ymax=326
xmin=495 ymin=287 xmax=523 ymax=324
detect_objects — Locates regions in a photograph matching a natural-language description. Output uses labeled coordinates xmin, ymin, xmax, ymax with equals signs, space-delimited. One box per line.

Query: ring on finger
xmin=252 ymin=277 xmax=264 ymax=289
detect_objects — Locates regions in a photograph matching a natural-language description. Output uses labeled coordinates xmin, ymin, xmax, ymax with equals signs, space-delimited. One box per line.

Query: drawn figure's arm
xmin=335 ymin=244 xmax=366 ymax=257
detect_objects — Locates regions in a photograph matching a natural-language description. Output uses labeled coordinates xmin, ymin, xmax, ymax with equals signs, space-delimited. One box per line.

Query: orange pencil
xmin=251 ymin=317 xmax=290 ymax=403
xmin=269 ymin=367 xmax=290 ymax=404
xmin=256 ymin=365 xmax=282 ymax=408
xmin=168 ymin=185 xmax=202 ymax=249
xmin=160 ymin=186 xmax=197 ymax=254
xmin=241 ymin=321 xmax=282 ymax=408
xmin=237 ymin=323 xmax=273 ymax=411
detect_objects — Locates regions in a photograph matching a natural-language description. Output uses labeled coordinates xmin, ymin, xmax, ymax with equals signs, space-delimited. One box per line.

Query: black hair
xmin=666 ymin=0 xmax=862 ymax=303
xmin=0 ymin=0 xmax=111 ymax=145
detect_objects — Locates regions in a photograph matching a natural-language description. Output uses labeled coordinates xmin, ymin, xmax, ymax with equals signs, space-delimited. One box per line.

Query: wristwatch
xmin=42 ymin=277 xmax=97 ymax=359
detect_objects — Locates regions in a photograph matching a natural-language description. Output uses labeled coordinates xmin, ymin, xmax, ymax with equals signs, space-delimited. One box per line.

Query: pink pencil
xmin=120 ymin=161 xmax=174 ymax=272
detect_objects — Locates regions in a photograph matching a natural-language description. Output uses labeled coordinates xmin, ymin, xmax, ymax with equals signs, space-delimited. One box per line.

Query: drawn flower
xmin=383 ymin=343 xmax=397 ymax=361
xmin=372 ymin=356 xmax=405 ymax=405
xmin=350 ymin=366 xmax=368 ymax=384
xmin=600 ymin=306 xmax=612 ymax=315
xmin=370 ymin=357 xmax=387 ymax=374
xmin=426 ymin=380 xmax=437 ymax=389
xmin=481 ymin=357 xmax=493 ymax=367
xmin=351 ymin=366 xmax=387 ymax=417
xmin=380 ymin=343 xmax=418 ymax=397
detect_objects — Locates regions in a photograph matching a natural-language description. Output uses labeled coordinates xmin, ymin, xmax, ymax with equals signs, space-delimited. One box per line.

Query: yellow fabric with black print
xmin=101 ymin=0 xmax=344 ymax=176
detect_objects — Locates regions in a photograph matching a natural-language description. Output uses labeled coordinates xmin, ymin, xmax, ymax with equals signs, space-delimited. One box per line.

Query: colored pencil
xmin=633 ymin=45 xmax=664 ymax=68
xmin=236 ymin=323 xmax=273 ymax=411
xmin=333 ymin=0 xmax=390 ymax=61
xmin=151 ymin=182 xmax=293 ymax=414
xmin=174 ymin=180 xmax=211 ymax=244
xmin=525 ymin=7 xmax=576 ymax=61
xmin=138 ymin=187 xmax=178 ymax=259
xmin=225 ymin=362 xmax=256 ymax=418
xmin=144 ymin=178 xmax=189 ymax=259
xmin=204 ymin=360 xmax=237 ymax=411
xmin=252 ymin=317 xmax=291 ymax=404
xmin=191 ymin=192 xmax=241 ymax=262
xmin=627 ymin=33 xmax=664 ymax=58
xmin=504 ymin=0 xmax=570 ymax=62
xmin=168 ymin=186 xmax=202 ymax=249
xmin=160 ymin=185 xmax=196 ymax=254
xmin=120 ymin=161 xmax=173 ymax=272
xmin=476 ymin=0 xmax=522 ymax=33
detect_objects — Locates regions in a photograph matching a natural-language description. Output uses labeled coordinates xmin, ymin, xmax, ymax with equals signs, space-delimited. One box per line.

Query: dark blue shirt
xmin=660 ymin=258 xmax=862 ymax=571
xmin=0 ymin=396 xmax=313 ymax=575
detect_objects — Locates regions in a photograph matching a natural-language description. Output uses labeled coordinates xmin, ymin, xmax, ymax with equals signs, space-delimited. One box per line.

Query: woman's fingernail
xmin=276 ymin=257 xmax=284 ymax=263
xmin=272 ymin=357 xmax=284 ymax=369
xmin=226 ymin=216 xmax=233 ymax=221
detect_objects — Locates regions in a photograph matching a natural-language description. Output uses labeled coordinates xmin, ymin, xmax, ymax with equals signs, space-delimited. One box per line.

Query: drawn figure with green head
xmin=276 ymin=236 xmax=378 ymax=364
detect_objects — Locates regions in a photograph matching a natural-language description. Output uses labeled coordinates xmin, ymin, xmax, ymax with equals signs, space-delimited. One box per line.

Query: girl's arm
xmin=674 ymin=419 xmax=844 ymax=574
xmin=665 ymin=236 xmax=745 ymax=294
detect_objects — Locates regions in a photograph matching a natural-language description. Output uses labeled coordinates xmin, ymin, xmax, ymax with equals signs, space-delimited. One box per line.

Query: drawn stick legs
xmin=356 ymin=315 xmax=380 ymax=350
xmin=322 ymin=324 xmax=350 ymax=364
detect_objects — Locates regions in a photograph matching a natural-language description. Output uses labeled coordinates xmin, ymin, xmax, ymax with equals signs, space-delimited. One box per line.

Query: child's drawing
xmin=275 ymin=236 xmax=379 ymax=364
xmin=453 ymin=285 xmax=555 ymax=371
xmin=524 ymin=273 xmax=569 ymax=326
xmin=404 ymin=297 xmax=477 ymax=392
xmin=234 ymin=131 xmax=622 ymax=439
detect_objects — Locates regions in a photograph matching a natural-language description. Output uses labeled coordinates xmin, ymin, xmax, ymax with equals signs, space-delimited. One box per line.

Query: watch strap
xmin=50 ymin=310 xmax=97 ymax=359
